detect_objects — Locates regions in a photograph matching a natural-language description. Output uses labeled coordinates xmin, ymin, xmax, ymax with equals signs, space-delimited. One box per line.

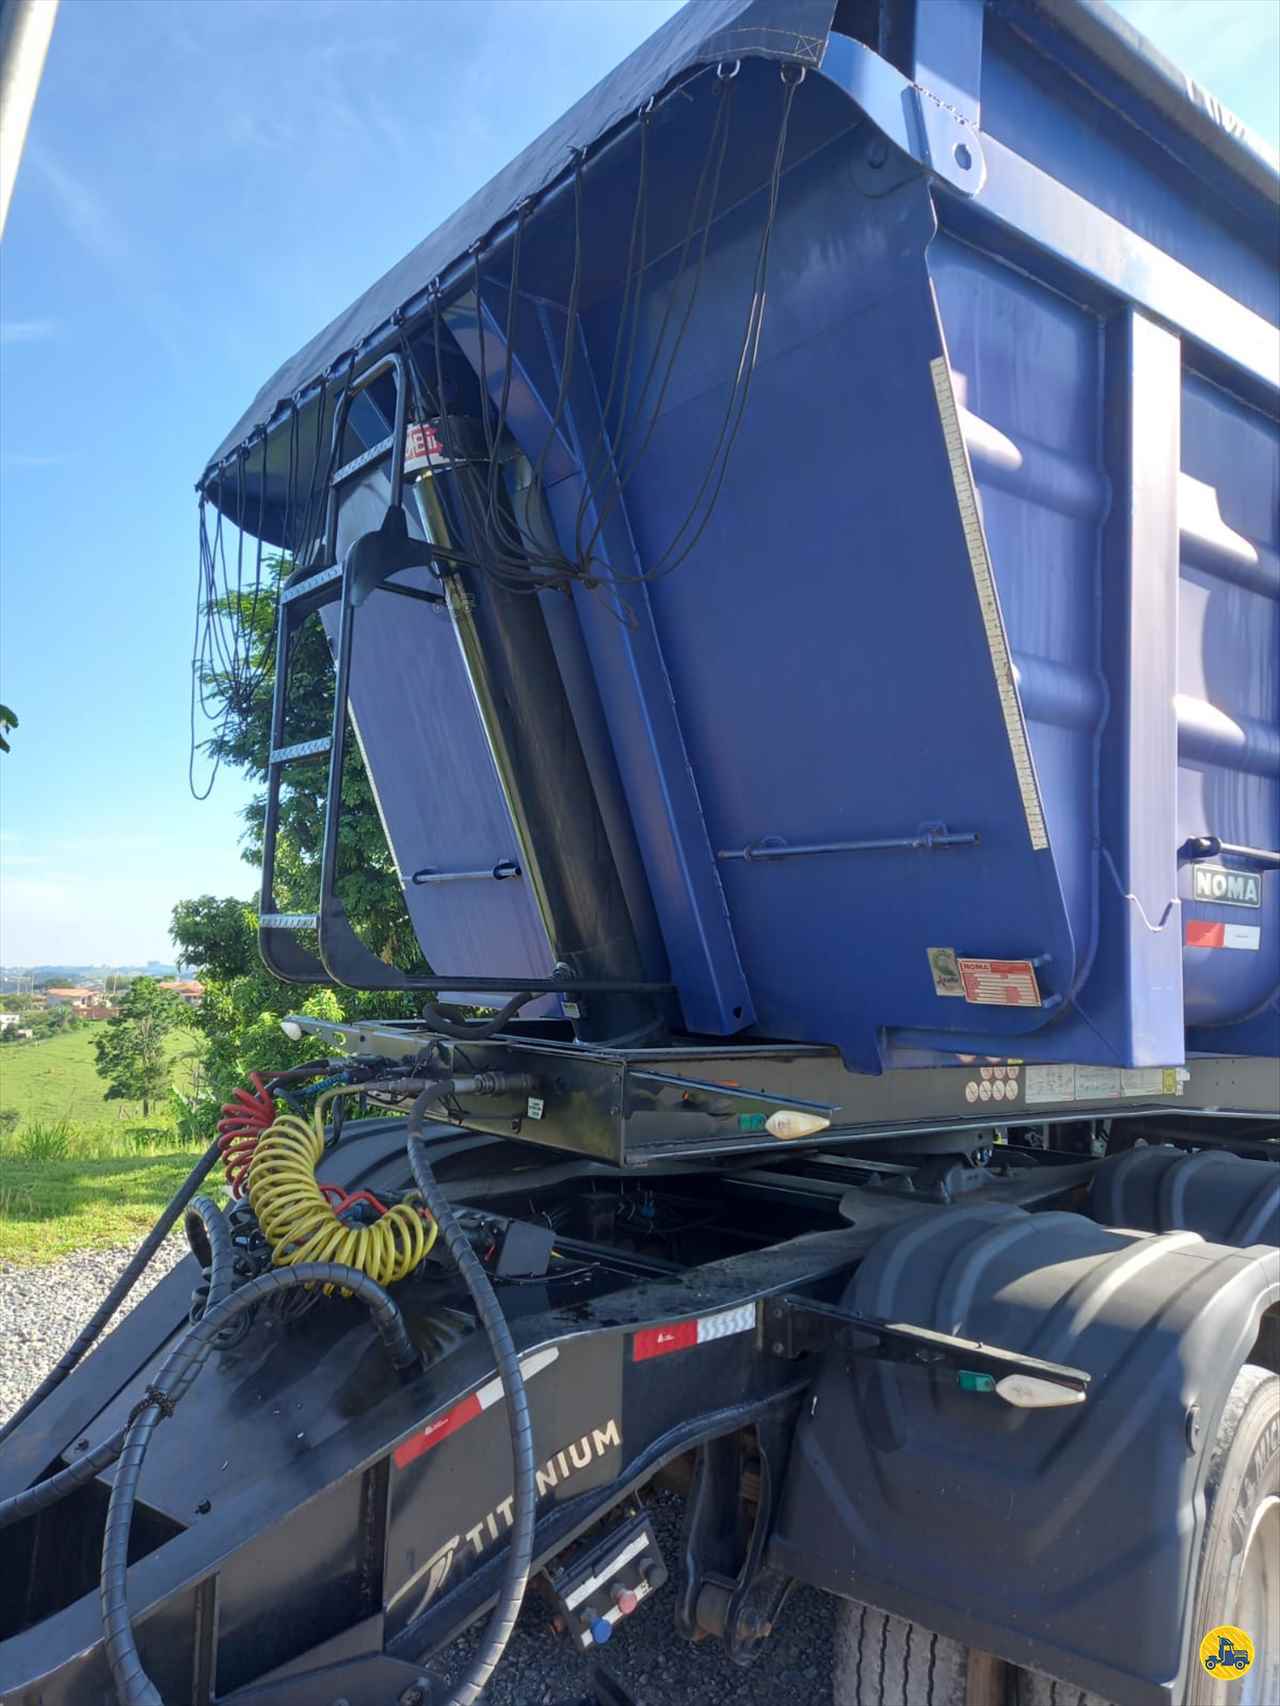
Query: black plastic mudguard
xmin=1091 ymin=1144 xmax=1280 ymax=1247
xmin=766 ymin=1204 xmax=1279 ymax=1706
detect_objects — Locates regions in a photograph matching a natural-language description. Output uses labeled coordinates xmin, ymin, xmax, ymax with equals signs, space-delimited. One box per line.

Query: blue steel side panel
xmin=979 ymin=14 xmax=1277 ymax=324
xmin=1179 ymin=373 xmax=1280 ymax=1054
xmin=912 ymin=0 xmax=984 ymax=129
xmin=444 ymin=294 xmax=754 ymax=1036
xmin=928 ymin=235 xmax=1104 ymax=984
xmin=603 ymin=143 xmax=1075 ymax=1070
xmin=327 ymin=472 xmax=558 ymax=1004
xmin=927 ymin=245 xmax=1193 ymax=1068
xmin=1088 ymin=312 xmax=1184 ymax=1064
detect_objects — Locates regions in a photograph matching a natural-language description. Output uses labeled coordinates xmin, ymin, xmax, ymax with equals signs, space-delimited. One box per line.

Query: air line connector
xmin=456 ymin=1071 xmax=540 ymax=1098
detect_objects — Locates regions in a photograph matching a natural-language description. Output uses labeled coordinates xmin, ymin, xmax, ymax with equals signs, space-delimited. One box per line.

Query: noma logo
xmin=1193 ymin=866 xmax=1261 ymax=909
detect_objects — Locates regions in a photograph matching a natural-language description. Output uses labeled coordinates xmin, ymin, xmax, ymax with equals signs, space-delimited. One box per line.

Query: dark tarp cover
xmin=202 ymin=0 xmax=837 ymax=478
xmin=201 ymin=0 xmax=1277 ymax=484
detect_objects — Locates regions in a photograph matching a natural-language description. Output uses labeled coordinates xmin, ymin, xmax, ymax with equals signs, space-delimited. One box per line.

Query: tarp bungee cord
xmin=188 ymin=52 xmax=809 ymax=790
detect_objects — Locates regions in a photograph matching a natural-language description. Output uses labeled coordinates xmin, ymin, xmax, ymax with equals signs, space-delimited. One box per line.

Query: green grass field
xmin=0 ymin=1152 xmax=219 ymax=1264
xmin=0 ymin=1025 xmax=199 ymax=1129
xmin=0 ymin=1026 xmax=213 ymax=1266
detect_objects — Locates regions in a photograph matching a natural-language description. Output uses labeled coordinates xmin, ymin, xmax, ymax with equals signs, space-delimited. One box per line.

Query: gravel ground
xmin=440 ymin=1488 xmax=836 ymax=1706
xmin=0 ymin=1246 xmax=837 ymax=1705
xmin=0 ymin=1236 xmax=189 ymax=1425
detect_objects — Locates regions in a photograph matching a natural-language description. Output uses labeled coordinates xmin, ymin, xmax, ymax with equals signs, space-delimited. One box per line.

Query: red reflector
xmin=1186 ymin=920 xmax=1225 ymax=948
xmin=393 ymin=1392 xmax=482 ymax=1468
xmin=632 ymin=1320 xmax=699 ymax=1362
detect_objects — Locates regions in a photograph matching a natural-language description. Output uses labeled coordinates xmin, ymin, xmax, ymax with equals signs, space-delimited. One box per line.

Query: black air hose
xmin=183 ymin=1194 xmax=234 ymax=1318
xmin=420 ymin=990 xmax=534 ymax=1041
xmin=99 ymin=1261 xmax=419 ymax=1706
xmin=406 ymin=1085 xmax=537 ymax=1706
xmin=1 ymin=1198 xmax=234 ymax=1533
xmin=0 ymin=1138 xmax=223 ymax=1448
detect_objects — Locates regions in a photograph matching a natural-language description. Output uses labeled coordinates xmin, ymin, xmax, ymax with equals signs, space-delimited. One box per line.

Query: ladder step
xmin=279 ymin=564 xmax=343 ymax=607
xmin=260 ymin=913 xmax=319 ymax=930
xmin=270 ymin=737 xmax=332 ymax=766
xmin=331 ymin=432 xmax=395 ymax=487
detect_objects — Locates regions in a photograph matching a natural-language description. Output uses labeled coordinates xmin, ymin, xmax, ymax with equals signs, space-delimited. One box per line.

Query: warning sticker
xmin=1075 ymin=1066 xmax=1121 ymax=1100
xmin=1121 ymin=1068 xmax=1163 ymax=1097
xmin=1025 ymin=1064 xmax=1180 ymax=1105
xmin=928 ymin=946 xmax=965 ymax=997
xmin=957 ymin=958 xmax=1042 ymax=1006
xmin=1186 ymin=920 xmax=1261 ymax=952
xmin=1025 ymin=1063 xmax=1075 ymax=1105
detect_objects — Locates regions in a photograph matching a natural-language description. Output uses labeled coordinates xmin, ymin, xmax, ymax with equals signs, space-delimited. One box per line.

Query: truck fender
xmin=765 ymin=1203 xmax=1279 ymax=1706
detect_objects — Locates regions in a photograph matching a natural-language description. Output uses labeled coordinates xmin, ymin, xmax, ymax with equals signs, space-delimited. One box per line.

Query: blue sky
xmin=1 ymin=0 xmax=1276 ymax=966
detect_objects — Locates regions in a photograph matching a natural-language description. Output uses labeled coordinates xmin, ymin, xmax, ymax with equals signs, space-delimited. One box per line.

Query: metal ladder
xmin=256 ymin=350 xmax=670 ymax=1006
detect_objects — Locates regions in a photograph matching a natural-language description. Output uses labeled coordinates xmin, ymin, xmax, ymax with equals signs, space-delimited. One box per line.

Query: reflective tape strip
xmin=930 ymin=356 xmax=1049 ymax=852
xmin=633 ymin=1303 xmax=756 ymax=1362
xmin=393 ymin=1347 xmax=559 ymax=1469
xmin=696 ymin=1303 xmax=756 ymax=1343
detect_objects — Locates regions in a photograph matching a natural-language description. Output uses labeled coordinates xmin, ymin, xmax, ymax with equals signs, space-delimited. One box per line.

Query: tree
xmin=195 ymin=558 xmax=423 ymax=969
xmin=173 ymin=560 xmax=428 ymax=1138
xmin=92 ymin=978 xmax=185 ymax=1117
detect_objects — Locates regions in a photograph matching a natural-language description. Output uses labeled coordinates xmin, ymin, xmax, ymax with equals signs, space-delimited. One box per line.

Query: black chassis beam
xmin=284 ymin=1014 xmax=1277 ymax=1166
xmin=1 ymin=1163 xmax=944 ymax=1705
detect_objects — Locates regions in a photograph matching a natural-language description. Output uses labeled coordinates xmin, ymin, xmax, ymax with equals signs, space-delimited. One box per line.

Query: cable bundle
xmin=247 ymin=1089 xmax=436 ymax=1286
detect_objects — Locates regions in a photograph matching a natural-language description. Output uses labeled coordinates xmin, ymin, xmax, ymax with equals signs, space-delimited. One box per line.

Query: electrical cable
xmin=0 ymin=1138 xmax=223 ymax=1450
xmin=0 ymin=1199 xmax=232 ymax=1533
xmin=247 ymin=1087 xmax=437 ymax=1286
xmin=97 ymin=1260 xmax=419 ymax=1706
xmin=405 ymin=1085 xmax=536 ymax=1706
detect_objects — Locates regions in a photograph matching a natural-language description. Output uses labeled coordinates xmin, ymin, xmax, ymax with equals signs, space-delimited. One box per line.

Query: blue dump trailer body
xmin=7 ymin=12 xmax=1280 ymax=1706
xmin=201 ymin=0 xmax=1278 ymax=1076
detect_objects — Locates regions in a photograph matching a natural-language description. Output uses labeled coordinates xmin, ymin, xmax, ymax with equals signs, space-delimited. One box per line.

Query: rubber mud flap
xmin=765 ymin=1204 xmax=1280 ymax=1706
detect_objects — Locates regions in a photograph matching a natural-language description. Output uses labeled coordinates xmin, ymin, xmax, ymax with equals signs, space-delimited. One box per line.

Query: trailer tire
xmin=1015 ymin=1362 xmax=1279 ymax=1706
xmin=832 ymin=1602 xmax=1005 ymax=1705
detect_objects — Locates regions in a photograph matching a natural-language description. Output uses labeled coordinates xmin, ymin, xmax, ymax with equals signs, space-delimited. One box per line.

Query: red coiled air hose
xmin=216 ymin=1072 xmax=275 ymax=1196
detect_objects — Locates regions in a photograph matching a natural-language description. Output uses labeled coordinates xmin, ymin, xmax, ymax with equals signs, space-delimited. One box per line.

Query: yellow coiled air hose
xmin=247 ymin=1087 xmax=436 ymax=1286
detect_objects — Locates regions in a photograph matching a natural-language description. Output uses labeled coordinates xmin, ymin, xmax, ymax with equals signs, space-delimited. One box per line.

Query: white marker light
xmin=765 ymin=1110 xmax=831 ymax=1141
xmin=995 ymin=1374 xmax=1086 ymax=1409
xmin=280 ymin=1019 xmax=304 ymax=1042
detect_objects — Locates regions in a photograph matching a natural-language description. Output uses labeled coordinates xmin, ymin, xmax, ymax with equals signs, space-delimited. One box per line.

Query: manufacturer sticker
xmin=957 ymin=957 xmax=1042 ymax=1007
xmin=1186 ymin=921 xmax=1261 ymax=952
xmin=526 ymin=1096 xmax=545 ymax=1120
xmin=404 ymin=419 xmax=452 ymax=474
xmin=1192 ymin=865 xmax=1261 ymax=908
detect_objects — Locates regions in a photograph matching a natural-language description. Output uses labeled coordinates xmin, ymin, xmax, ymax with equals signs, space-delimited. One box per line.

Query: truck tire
xmin=832 ymin=1602 xmax=1005 ymax=1705
xmin=1016 ymin=1363 xmax=1279 ymax=1706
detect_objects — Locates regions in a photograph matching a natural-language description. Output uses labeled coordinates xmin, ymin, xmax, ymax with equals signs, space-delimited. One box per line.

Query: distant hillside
xmin=0 ymin=961 xmax=179 ymax=992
